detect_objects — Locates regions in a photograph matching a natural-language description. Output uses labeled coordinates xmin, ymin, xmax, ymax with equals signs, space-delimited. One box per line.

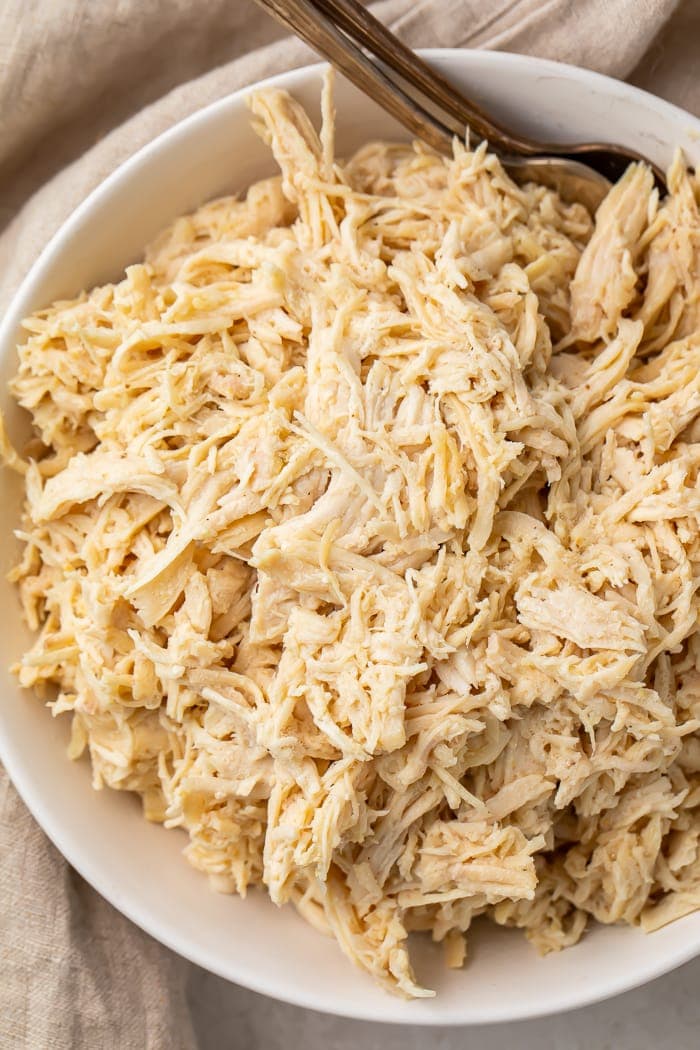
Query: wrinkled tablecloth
xmin=1 ymin=2 xmax=698 ymax=1047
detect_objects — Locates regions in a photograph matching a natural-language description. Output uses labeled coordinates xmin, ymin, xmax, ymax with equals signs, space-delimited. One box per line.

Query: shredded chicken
xmin=3 ymin=74 xmax=700 ymax=997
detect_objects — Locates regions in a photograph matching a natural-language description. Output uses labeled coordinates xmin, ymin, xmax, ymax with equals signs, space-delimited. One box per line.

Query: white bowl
xmin=2 ymin=50 xmax=700 ymax=1026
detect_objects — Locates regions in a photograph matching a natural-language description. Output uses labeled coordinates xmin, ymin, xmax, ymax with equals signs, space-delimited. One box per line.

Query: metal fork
xmin=253 ymin=0 xmax=666 ymax=211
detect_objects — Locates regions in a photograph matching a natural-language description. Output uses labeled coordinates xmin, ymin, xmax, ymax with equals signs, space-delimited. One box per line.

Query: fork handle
xmin=256 ymin=0 xmax=465 ymax=154
xmin=313 ymin=0 xmax=533 ymax=154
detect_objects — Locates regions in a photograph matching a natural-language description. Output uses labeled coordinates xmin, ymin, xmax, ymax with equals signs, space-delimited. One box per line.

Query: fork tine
xmin=255 ymin=0 xmax=456 ymax=153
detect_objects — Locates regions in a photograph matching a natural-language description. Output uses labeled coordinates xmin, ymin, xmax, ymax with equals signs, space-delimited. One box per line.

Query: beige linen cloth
xmin=1 ymin=1 xmax=698 ymax=1047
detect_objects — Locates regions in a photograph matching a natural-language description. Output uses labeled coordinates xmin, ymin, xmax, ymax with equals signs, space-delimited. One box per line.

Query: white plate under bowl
xmin=2 ymin=51 xmax=700 ymax=1025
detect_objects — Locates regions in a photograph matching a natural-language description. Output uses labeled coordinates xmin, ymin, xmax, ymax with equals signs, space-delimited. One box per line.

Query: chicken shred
xmin=3 ymin=75 xmax=700 ymax=998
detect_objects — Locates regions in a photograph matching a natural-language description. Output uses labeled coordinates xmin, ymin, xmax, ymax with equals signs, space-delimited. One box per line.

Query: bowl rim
xmin=2 ymin=48 xmax=700 ymax=1026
